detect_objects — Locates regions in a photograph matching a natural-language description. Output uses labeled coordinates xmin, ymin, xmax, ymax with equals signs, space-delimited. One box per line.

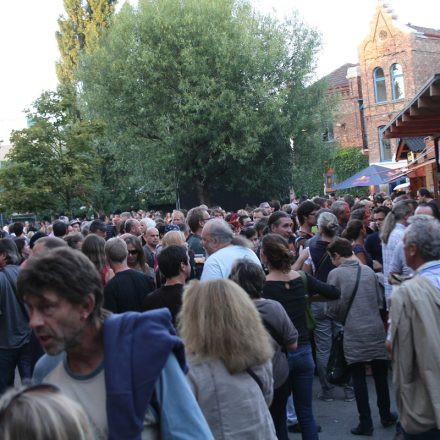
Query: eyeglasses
xmin=0 ymin=384 xmax=59 ymax=420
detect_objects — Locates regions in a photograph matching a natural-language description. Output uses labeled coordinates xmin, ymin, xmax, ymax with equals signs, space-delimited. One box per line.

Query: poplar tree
xmin=56 ymin=0 xmax=116 ymax=85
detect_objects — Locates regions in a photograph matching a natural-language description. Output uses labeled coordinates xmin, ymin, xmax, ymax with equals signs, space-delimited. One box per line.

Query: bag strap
xmin=342 ymin=264 xmax=361 ymax=326
xmin=261 ymin=317 xmax=286 ymax=350
xmin=314 ymin=252 xmax=329 ymax=277
xmin=298 ymin=270 xmax=309 ymax=294
xmin=246 ymin=368 xmax=264 ymax=394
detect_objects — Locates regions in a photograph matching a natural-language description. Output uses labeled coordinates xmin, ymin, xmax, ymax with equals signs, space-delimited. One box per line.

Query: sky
xmin=1 ymin=0 xmax=440 ymax=143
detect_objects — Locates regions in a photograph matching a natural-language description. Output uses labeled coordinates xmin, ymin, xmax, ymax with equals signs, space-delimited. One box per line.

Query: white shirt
xmin=201 ymin=245 xmax=261 ymax=281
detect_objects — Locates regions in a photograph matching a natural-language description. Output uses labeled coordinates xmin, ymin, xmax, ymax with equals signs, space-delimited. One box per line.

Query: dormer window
xmin=373 ymin=67 xmax=387 ymax=103
xmin=390 ymin=63 xmax=405 ymax=100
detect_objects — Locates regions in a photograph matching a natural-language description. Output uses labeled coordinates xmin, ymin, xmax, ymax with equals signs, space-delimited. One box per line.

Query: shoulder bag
xmin=326 ymin=264 xmax=361 ymax=385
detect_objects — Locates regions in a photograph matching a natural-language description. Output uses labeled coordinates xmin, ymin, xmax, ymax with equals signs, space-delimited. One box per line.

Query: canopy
xmin=333 ymin=164 xmax=396 ymax=190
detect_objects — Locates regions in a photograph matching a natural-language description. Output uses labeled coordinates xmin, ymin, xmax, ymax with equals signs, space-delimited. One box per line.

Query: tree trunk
xmin=194 ymin=178 xmax=211 ymax=206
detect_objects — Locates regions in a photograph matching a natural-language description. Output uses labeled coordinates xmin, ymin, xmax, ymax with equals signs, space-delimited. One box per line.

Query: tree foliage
xmin=331 ymin=146 xmax=370 ymax=196
xmin=78 ymin=0 xmax=332 ymax=205
xmin=56 ymin=0 xmax=116 ymax=85
xmin=0 ymin=89 xmax=103 ymax=214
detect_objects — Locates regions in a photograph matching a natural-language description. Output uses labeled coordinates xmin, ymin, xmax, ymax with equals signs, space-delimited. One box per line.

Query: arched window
xmin=390 ymin=63 xmax=405 ymax=100
xmin=373 ymin=67 xmax=387 ymax=103
xmin=378 ymin=125 xmax=392 ymax=161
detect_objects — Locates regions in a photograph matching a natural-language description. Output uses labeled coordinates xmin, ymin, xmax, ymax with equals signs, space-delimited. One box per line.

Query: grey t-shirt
xmin=255 ymin=299 xmax=298 ymax=388
xmin=0 ymin=265 xmax=30 ymax=349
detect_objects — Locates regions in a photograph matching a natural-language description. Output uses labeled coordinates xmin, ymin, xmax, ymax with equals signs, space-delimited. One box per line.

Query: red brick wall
xmin=357 ymin=5 xmax=440 ymax=163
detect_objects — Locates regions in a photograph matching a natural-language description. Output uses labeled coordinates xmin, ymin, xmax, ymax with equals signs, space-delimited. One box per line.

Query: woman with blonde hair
xmin=179 ymin=278 xmax=277 ymax=440
xmin=0 ymin=384 xmax=93 ymax=440
xmin=162 ymin=230 xmax=186 ymax=248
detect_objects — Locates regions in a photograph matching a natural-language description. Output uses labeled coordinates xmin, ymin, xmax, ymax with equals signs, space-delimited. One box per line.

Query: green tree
xmin=331 ymin=146 xmax=370 ymax=196
xmin=56 ymin=0 xmax=116 ymax=85
xmin=0 ymin=89 xmax=103 ymax=214
xmin=78 ymin=0 xmax=332 ymax=205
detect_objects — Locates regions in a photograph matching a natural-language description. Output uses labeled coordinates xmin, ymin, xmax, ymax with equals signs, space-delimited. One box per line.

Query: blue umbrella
xmin=333 ymin=164 xmax=396 ymax=190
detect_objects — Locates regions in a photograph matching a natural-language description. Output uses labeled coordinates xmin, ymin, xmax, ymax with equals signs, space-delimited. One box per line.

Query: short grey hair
xmin=331 ymin=200 xmax=348 ymax=217
xmin=204 ymin=219 xmax=233 ymax=244
xmin=104 ymin=237 xmax=128 ymax=263
xmin=405 ymin=215 xmax=440 ymax=261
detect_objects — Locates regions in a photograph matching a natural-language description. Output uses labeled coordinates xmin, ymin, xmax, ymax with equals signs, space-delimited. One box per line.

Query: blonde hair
xmin=162 ymin=230 xmax=186 ymax=248
xmin=0 ymin=386 xmax=93 ymax=440
xmin=178 ymin=279 xmax=273 ymax=374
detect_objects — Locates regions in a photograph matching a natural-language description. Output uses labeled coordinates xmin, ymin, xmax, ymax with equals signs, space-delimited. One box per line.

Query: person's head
xmin=122 ymin=234 xmax=146 ymax=271
xmin=124 ymin=218 xmax=142 ymax=237
xmin=201 ymin=219 xmax=233 ymax=256
xmin=82 ymin=234 xmax=107 ymax=272
xmin=260 ymin=233 xmax=294 ymax=272
xmin=229 ymin=259 xmax=265 ymax=299
xmin=17 ymin=247 xmax=103 ymax=355
xmin=343 ymin=194 xmax=355 ymax=209
xmin=317 ymin=211 xmax=339 ymax=238
xmin=415 ymin=202 xmax=440 ymax=220
xmin=311 ymin=197 xmax=329 ymax=209
xmin=383 ymin=197 xmax=393 ymax=209
xmin=269 ymin=200 xmax=281 ymax=212
xmin=327 ymin=237 xmax=354 ymax=266
xmin=139 ymin=217 xmax=156 ymax=235
xmin=403 ymin=215 xmax=440 ymax=270
xmin=32 ymin=236 xmax=67 ymax=257
xmin=252 ymin=208 xmax=265 ymax=220
xmin=239 ymin=226 xmax=259 ymax=251
xmin=417 ymin=187 xmax=433 ymax=203
xmin=0 ymin=238 xmax=21 ymax=267
xmin=380 ymin=199 xmax=416 ymax=244
xmin=63 ymin=233 xmax=84 ymax=250
xmin=171 ymin=210 xmax=185 ymax=225
xmin=342 ymin=219 xmax=364 ymax=241
xmin=161 ymin=230 xmax=186 ymax=248
xmin=178 ymin=279 xmax=273 ymax=374
xmin=13 ymin=237 xmax=30 ymax=259
xmin=10 ymin=222 xmax=24 ymax=237
xmin=104 ymin=237 xmax=128 ymax=264
xmin=373 ymin=193 xmax=385 ymax=206
xmin=70 ymin=220 xmax=81 ymax=233
xmin=297 ymin=201 xmax=319 ymax=227
xmin=145 ymin=227 xmax=160 ymax=249
xmin=52 ymin=220 xmax=68 ymax=238
xmin=350 ymin=207 xmax=369 ymax=229
xmin=29 ymin=231 xmax=47 ymax=250
xmin=331 ymin=201 xmax=350 ymax=225
xmin=372 ymin=206 xmax=390 ymax=231
xmin=238 ymin=214 xmax=252 ymax=227
xmin=259 ymin=202 xmax=272 ymax=216
xmin=267 ymin=211 xmax=293 ymax=240
xmin=0 ymin=384 xmax=93 ymax=440
xmin=89 ymin=219 xmax=107 ymax=239
xmin=186 ymin=207 xmax=211 ymax=234
xmin=157 ymin=245 xmax=190 ymax=280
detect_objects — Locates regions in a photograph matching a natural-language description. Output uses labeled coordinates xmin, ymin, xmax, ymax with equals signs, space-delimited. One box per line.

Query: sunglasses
xmin=128 ymin=250 xmax=139 ymax=255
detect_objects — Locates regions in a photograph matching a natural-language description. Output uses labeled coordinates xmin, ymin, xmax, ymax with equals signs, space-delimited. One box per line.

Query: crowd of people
xmin=0 ymin=188 xmax=439 ymax=440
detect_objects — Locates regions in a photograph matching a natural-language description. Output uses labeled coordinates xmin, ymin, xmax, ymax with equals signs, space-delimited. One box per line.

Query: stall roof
xmin=383 ymin=74 xmax=440 ymax=139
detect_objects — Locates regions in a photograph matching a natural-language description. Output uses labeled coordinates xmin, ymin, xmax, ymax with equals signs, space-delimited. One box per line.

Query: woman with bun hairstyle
xmin=304 ymin=211 xmax=348 ymax=403
xmin=342 ymin=219 xmax=373 ymax=268
xmin=261 ymin=234 xmax=340 ymax=440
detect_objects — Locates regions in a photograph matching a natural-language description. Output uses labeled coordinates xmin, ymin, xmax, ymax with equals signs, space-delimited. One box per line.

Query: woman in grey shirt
xmin=327 ymin=238 xmax=397 ymax=436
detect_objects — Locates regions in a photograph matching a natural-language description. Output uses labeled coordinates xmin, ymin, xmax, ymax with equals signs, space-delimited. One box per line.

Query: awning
xmin=393 ymin=182 xmax=410 ymax=191
xmin=385 ymin=158 xmax=436 ymax=182
xmin=383 ymin=74 xmax=440 ymax=139
xmin=334 ymin=164 xmax=398 ymax=190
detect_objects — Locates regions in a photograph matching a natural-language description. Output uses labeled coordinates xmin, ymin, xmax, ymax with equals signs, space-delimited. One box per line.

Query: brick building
xmin=327 ymin=4 xmax=440 ymax=164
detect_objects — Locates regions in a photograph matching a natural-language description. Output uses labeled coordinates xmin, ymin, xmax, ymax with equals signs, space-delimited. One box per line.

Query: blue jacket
xmin=104 ymin=309 xmax=186 ymax=440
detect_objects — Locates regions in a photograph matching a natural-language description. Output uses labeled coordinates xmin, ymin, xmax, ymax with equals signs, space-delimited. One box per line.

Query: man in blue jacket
xmin=17 ymin=247 xmax=213 ymax=440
